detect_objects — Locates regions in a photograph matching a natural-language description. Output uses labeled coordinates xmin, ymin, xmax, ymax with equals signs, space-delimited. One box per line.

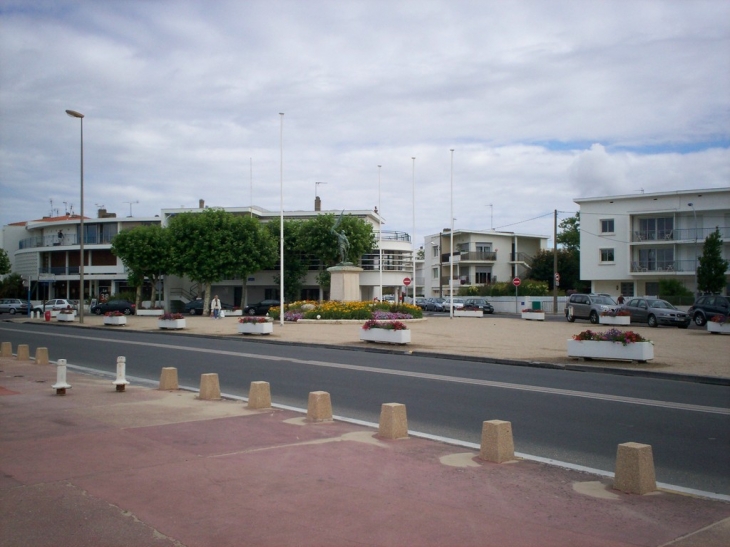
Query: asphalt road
xmin=2 ymin=322 xmax=729 ymax=496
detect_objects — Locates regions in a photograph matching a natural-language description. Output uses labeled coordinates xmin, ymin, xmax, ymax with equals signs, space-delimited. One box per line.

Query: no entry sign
xmin=512 ymin=277 xmax=521 ymax=287
xmin=403 ymin=277 xmax=411 ymax=286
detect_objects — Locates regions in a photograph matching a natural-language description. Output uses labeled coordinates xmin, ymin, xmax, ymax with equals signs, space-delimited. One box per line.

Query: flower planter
xmin=360 ymin=328 xmax=411 ymax=345
xmin=103 ymin=316 xmax=127 ymax=326
xmin=521 ymin=311 xmax=545 ymax=321
xmin=454 ymin=310 xmax=483 ymax=318
xmin=137 ymin=309 xmax=164 ymax=317
xmin=57 ymin=313 xmax=76 ymax=322
xmin=157 ymin=319 xmax=186 ymax=330
xmin=49 ymin=310 xmax=60 ymax=318
xmin=707 ymin=322 xmax=730 ymax=335
xmin=567 ymin=340 xmax=654 ymax=362
xmin=599 ymin=316 xmax=631 ymax=326
xmin=238 ymin=322 xmax=273 ymax=335
xmin=227 ymin=310 xmax=243 ymax=317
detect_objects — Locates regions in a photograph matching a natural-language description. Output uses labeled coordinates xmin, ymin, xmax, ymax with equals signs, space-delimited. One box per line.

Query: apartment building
xmin=576 ymin=188 xmax=730 ymax=298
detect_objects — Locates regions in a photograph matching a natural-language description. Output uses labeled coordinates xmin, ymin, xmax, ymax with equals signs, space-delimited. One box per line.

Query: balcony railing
xmin=630 ymin=260 xmax=701 ymax=273
xmin=632 ymin=226 xmax=730 ymax=242
xmin=458 ymin=251 xmax=497 ymax=261
xmin=374 ymin=230 xmax=411 ymax=242
xmin=18 ymin=233 xmax=117 ymax=249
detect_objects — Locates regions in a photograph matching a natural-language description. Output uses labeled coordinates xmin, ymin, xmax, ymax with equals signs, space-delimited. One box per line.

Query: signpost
xmin=403 ymin=277 xmax=411 ymax=286
xmin=513 ymin=277 xmax=521 ymax=313
xmin=555 ymin=273 xmax=560 ymax=287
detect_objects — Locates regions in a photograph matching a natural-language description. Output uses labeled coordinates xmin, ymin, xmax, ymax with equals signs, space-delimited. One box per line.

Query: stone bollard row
xmin=35 ymin=347 xmax=49 ymax=365
xmin=1 ymin=341 xmax=12 ymax=357
xmin=16 ymin=344 xmax=30 ymax=361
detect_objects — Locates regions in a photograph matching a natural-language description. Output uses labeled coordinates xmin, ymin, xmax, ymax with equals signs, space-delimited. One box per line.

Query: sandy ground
xmin=47 ymin=313 xmax=730 ymax=380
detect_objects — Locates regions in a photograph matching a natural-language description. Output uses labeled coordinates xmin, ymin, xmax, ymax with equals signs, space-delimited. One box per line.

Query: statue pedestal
xmin=328 ymin=264 xmax=363 ymax=302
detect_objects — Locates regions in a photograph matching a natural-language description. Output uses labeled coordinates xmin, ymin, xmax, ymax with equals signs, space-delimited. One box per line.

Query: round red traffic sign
xmin=512 ymin=277 xmax=521 ymax=287
xmin=403 ymin=277 xmax=411 ymax=286
xmin=555 ymin=273 xmax=560 ymax=282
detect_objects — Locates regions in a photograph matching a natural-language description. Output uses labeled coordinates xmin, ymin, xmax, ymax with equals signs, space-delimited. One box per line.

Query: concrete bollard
xmin=479 ymin=420 xmax=515 ymax=463
xmin=1 ymin=341 xmax=12 ymax=357
xmin=613 ymin=442 xmax=657 ymax=495
xmin=199 ymin=373 xmax=221 ymax=400
xmin=307 ymin=391 xmax=333 ymax=422
xmin=52 ymin=359 xmax=72 ymax=395
xmin=247 ymin=381 xmax=271 ymax=409
xmin=159 ymin=367 xmax=179 ymax=390
xmin=35 ymin=347 xmax=49 ymax=365
xmin=112 ymin=356 xmax=130 ymax=392
xmin=378 ymin=403 xmax=408 ymax=439
xmin=16 ymin=344 xmax=30 ymax=361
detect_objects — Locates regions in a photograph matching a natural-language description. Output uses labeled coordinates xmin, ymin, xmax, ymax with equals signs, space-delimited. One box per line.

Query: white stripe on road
xmin=3 ymin=326 xmax=728 ymax=415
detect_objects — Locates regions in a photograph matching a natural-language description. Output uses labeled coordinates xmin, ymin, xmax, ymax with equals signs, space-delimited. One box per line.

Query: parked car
xmin=0 ymin=298 xmax=31 ymax=315
xmin=40 ymin=299 xmax=78 ymax=312
xmin=414 ymin=297 xmax=429 ymax=310
xmin=687 ymin=295 xmax=730 ymax=326
xmin=463 ymin=297 xmax=494 ymax=314
xmin=565 ymin=293 xmax=618 ymax=324
xmin=90 ymin=300 xmax=136 ymax=315
xmin=443 ymin=297 xmax=466 ymax=310
xmin=243 ymin=299 xmax=280 ymax=316
xmin=620 ymin=298 xmax=690 ymax=328
xmin=184 ymin=299 xmax=235 ymax=315
xmin=425 ymin=298 xmax=445 ymax=312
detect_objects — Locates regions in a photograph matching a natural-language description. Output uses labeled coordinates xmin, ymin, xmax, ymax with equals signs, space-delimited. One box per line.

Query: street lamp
xmin=411 ymin=157 xmax=416 ymax=301
xmin=449 ymin=149 xmax=454 ymax=319
xmin=279 ymin=113 xmax=284 ymax=327
xmin=65 ymin=109 xmax=85 ymax=324
xmin=378 ymin=165 xmax=382 ymax=301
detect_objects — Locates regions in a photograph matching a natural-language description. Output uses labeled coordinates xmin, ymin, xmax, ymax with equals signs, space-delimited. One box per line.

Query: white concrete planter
xmin=157 ymin=319 xmax=186 ymax=330
xmin=360 ymin=328 xmax=411 ymax=345
xmin=103 ymin=316 xmax=127 ymax=326
xmin=521 ymin=311 xmax=545 ymax=321
xmin=57 ymin=313 xmax=76 ymax=322
xmin=707 ymin=322 xmax=730 ymax=335
xmin=227 ymin=310 xmax=243 ymax=316
xmin=50 ymin=310 xmax=60 ymax=318
xmin=567 ymin=340 xmax=654 ymax=362
xmin=137 ymin=309 xmax=164 ymax=316
xmin=238 ymin=322 xmax=273 ymax=335
xmin=454 ymin=310 xmax=483 ymax=318
xmin=599 ymin=315 xmax=631 ymax=326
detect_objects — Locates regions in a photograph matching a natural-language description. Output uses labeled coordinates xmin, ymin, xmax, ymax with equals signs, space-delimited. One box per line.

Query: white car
xmin=443 ymin=297 xmax=465 ymax=310
xmin=41 ymin=299 xmax=78 ymax=311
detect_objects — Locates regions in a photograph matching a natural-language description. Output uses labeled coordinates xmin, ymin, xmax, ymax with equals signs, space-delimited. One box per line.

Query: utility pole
xmin=553 ymin=209 xmax=558 ymax=314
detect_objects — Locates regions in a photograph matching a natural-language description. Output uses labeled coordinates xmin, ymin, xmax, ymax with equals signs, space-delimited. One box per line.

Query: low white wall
xmin=488 ymin=296 xmax=568 ymax=314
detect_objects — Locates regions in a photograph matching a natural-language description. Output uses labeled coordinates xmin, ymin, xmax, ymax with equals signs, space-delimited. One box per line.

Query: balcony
xmin=458 ymin=251 xmax=497 ymax=262
xmin=630 ymin=260 xmax=696 ymax=273
xmin=631 ymin=226 xmax=730 ymax=243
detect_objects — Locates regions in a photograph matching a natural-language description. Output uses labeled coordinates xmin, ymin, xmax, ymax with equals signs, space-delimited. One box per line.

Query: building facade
xmin=575 ymin=188 xmax=730 ymax=298
xmin=422 ymin=229 xmax=548 ymax=298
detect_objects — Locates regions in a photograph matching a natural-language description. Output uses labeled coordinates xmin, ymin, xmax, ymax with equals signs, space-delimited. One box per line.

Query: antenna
xmin=95 ymin=203 xmax=105 ymax=210
xmin=315 ymin=181 xmax=327 ymax=199
xmin=62 ymin=201 xmax=69 ymax=215
xmin=123 ymin=200 xmax=139 ymax=217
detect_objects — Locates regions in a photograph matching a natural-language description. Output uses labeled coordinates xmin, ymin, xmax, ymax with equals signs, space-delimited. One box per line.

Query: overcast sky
xmin=1 ymin=0 xmax=728 ymax=247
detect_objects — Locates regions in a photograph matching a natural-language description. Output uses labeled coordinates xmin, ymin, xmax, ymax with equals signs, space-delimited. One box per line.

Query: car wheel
xmin=188 ymin=308 xmax=197 ymax=316
xmin=647 ymin=315 xmax=658 ymax=328
xmin=10 ymin=308 xmax=16 ymax=315
xmin=693 ymin=313 xmax=706 ymax=327
xmin=123 ymin=308 xmax=132 ymax=315
xmin=589 ymin=311 xmax=599 ymax=324
xmin=247 ymin=308 xmax=256 ymax=316
xmin=94 ymin=308 xmax=102 ymax=315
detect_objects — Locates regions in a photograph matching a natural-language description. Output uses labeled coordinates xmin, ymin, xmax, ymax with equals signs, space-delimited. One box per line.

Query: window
xmin=638 ymin=248 xmax=674 ymax=271
xmin=620 ymin=282 xmax=634 ymax=297
xmin=638 ymin=217 xmax=673 ymax=241
xmin=475 ymin=268 xmax=491 ymax=284
xmin=601 ymin=219 xmax=615 ymax=233
xmin=432 ymin=245 xmax=439 ymax=258
xmin=600 ymin=248 xmax=615 ymax=262
xmin=432 ymin=267 xmax=439 ymax=279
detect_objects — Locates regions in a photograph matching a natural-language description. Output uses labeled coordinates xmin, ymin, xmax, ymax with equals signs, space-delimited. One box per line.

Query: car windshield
xmin=648 ymin=300 xmax=675 ymax=309
xmin=593 ymin=296 xmax=616 ymax=305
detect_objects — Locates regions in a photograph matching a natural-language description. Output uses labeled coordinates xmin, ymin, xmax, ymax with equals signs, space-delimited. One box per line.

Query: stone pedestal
xmin=328 ymin=264 xmax=363 ymax=302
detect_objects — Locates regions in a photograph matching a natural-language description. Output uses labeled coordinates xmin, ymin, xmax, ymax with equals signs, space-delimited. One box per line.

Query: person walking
xmin=210 ymin=295 xmax=222 ymax=319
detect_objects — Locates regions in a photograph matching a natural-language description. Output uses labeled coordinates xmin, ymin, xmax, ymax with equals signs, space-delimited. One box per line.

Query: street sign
xmin=512 ymin=277 xmax=521 ymax=287
xmin=403 ymin=277 xmax=411 ymax=286
xmin=555 ymin=273 xmax=560 ymax=286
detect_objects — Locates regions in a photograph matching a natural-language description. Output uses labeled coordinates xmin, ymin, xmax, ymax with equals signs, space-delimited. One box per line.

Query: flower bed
xmin=57 ymin=311 xmax=76 ymax=322
xmin=103 ymin=311 xmax=127 ymax=326
xmin=708 ymin=315 xmax=730 ymax=335
xmin=568 ymin=329 xmax=653 ymax=362
xmin=238 ymin=317 xmax=273 ymax=335
xmin=268 ymin=300 xmax=422 ymax=322
xmin=157 ymin=313 xmax=186 ymax=330
xmin=599 ymin=309 xmax=631 ymax=325
xmin=360 ymin=320 xmax=411 ymax=344
xmin=521 ymin=309 xmax=545 ymax=321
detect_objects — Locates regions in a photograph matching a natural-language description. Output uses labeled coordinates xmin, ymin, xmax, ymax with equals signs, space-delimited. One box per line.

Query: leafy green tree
xmin=299 ymin=213 xmax=376 ymax=295
xmin=230 ymin=215 xmax=278 ymax=306
xmin=0 ymin=273 xmax=24 ymax=298
xmin=266 ymin=219 xmax=309 ymax=303
xmin=557 ymin=213 xmax=580 ymax=252
xmin=0 ymin=249 xmax=10 ymax=275
xmin=111 ymin=225 xmax=174 ymax=310
xmin=697 ymin=228 xmax=729 ymax=294
xmin=529 ymin=249 xmax=583 ymax=291
xmin=658 ymin=279 xmax=693 ymax=299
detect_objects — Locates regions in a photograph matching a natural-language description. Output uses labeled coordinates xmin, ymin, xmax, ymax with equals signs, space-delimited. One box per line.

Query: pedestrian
xmin=211 ymin=295 xmax=222 ymax=319
xmin=617 ymin=294 xmax=625 ymax=305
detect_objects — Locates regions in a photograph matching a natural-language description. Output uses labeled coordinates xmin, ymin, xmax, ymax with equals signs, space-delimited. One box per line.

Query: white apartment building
xmin=422 ymin=229 xmax=548 ymax=298
xmin=576 ymin=188 xmax=730 ymax=298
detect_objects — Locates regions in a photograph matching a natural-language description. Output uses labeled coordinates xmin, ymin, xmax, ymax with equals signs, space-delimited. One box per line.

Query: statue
xmin=331 ymin=211 xmax=351 ymax=265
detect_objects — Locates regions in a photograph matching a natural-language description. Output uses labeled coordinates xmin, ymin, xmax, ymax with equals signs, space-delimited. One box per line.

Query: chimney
xmin=199 ymin=199 xmax=205 ymax=209
xmin=315 ymin=196 xmax=321 ymax=211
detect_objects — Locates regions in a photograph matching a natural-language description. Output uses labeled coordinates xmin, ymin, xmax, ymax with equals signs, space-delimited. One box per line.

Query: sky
xmin=1 ymin=0 xmax=729 ymax=248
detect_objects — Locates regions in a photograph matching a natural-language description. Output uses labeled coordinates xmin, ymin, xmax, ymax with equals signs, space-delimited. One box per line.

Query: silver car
xmin=0 ymin=298 xmax=29 ymax=315
xmin=621 ymin=298 xmax=690 ymax=328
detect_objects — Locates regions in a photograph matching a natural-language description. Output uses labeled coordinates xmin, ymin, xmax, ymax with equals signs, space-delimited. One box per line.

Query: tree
xmin=267 ymin=219 xmax=309 ymax=303
xmin=557 ymin=213 xmax=580 ymax=252
xmin=299 ymin=213 xmax=376 ymax=295
xmin=229 ymin=215 xmax=277 ymax=305
xmin=528 ymin=249 xmax=584 ymax=292
xmin=697 ymin=228 xmax=729 ymax=294
xmin=111 ymin=225 xmax=174 ymax=310
xmin=0 ymin=249 xmax=10 ymax=276
xmin=0 ymin=273 xmax=23 ymax=298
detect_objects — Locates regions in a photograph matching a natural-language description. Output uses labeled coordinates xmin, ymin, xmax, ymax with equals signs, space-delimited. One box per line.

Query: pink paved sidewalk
xmin=1 ymin=356 xmax=729 ymax=547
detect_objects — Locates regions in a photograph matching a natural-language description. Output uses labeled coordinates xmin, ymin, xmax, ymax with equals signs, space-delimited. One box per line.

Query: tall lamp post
xmin=449 ymin=149 xmax=454 ymax=319
xmin=378 ymin=165 xmax=382 ymax=300
xmin=279 ymin=113 xmax=284 ymax=327
xmin=411 ymin=157 xmax=416 ymax=301
xmin=65 ymin=109 xmax=85 ymax=324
